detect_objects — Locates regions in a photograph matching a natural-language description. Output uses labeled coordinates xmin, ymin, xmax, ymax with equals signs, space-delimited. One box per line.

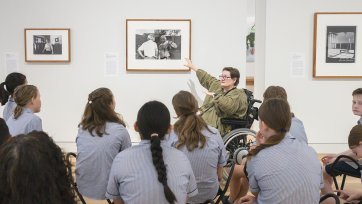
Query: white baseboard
xmin=56 ymin=142 xmax=349 ymax=154
xmin=308 ymin=143 xmax=349 ymax=154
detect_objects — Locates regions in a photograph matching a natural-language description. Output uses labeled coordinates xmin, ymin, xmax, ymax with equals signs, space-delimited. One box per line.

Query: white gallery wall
xmin=255 ymin=0 xmax=362 ymax=152
xmin=0 ymin=0 xmax=247 ymax=151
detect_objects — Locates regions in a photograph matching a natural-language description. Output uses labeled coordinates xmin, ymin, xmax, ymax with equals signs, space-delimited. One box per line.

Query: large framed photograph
xmin=24 ymin=28 xmax=71 ymax=62
xmin=313 ymin=12 xmax=362 ymax=78
xmin=126 ymin=19 xmax=191 ymax=71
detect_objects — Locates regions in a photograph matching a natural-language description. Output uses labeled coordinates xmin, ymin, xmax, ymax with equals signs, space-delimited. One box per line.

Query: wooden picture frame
xmin=313 ymin=12 xmax=362 ymax=78
xmin=126 ymin=19 xmax=191 ymax=71
xmin=24 ymin=28 xmax=71 ymax=62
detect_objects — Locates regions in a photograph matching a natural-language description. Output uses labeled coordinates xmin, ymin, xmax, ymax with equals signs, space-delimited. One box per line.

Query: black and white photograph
xmin=135 ymin=29 xmax=181 ymax=60
xmin=25 ymin=28 xmax=70 ymax=62
xmin=246 ymin=17 xmax=255 ymax=62
xmin=326 ymin=26 xmax=356 ymax=63
xmin=33 ymin=35 xmax=63 ymax=55
xmin=127 ymin=19 xmax=191 ymax=71
xmin=313 ymin=12 xmax=362 ymax=78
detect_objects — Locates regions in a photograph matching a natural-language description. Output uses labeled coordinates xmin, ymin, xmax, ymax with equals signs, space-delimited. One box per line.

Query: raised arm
xmin=184 ymin=58 xmax=198 ymax=71
xmin=184 ymin=58 xmax=220 ymax=90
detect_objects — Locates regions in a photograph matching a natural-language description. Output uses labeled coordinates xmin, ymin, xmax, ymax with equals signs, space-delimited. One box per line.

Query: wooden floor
xmin=69 ymin=154 xmax=361 ymax=204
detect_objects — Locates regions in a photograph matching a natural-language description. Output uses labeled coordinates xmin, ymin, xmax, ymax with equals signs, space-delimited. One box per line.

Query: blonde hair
xmin=13 ymin=85 xmax=38 ymax=119
xmin=172 ymin=91 xmax=213 ymax=151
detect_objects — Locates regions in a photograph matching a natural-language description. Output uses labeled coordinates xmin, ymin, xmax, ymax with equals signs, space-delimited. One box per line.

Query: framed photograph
xmin=246 ymin=17 xmax=255 ymax=63
xmin=24 ymin=28 xmax=71 ymax=62
xmin=126 ymin=19 xmax=191 ymax=71
xmin=313 ymin=12 xmax=362 ymax=78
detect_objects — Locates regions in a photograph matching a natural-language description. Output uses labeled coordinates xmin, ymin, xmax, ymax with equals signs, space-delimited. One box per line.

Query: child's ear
xmin=260 ymin=121 xmax=268 ymax=131
xmin=28 ymin=97 xmax=35 ymax=106
xmin=167 ymin=125 xmax=173 ymax=134
xmin=134 ymin=122 xmax=139 ymax=132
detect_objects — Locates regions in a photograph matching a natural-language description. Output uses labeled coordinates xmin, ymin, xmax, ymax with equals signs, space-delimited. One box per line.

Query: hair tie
xmin=280 ymin=128 xmax=286 ymax=133
xmin=151 ymin=133 xmax=159 ymax=138
xmin=183 ymin=111 xmax=197 ymax=117
xmin=3 ymin=84 xmax=8 ymax=92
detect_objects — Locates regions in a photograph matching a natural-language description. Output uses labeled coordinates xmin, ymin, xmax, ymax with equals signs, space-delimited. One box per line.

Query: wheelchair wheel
xmin=222 ymin=128 xmax=256 ymax=179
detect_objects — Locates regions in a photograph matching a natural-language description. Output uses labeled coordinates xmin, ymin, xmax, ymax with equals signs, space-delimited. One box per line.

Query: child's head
xmin=0 ymin=131 xmax=76 ymax=204
xmin=135 ymin=101 xmax=176 ymax=204
xmin=352 ymin=88 xmax=362 ymax=117
xmin=13 ymin=85 xmax=40 ymax=119
xmin=248 ymin=98 xmax=291 ymax=158
xmin=0 ymin=72 xmax=27 ymax=106
xmin=0 ymin=118 xmax=10 ymax=146
xmin=263 ymin=86 xmax=287 ymax=101
xmin=136 ymin=100 xmax=170 ymax=140
xmin=172 ymin=91 xmax=208 ymax=151
xmin=348 ymin=125 xmax=362 ymax=158
xmin=80 ymin=87 xmax=125 ymax=136
xmin=172 ymin=90 xmax=198 ymax=117
xmin=258 ymin=98 xmax=291 ymax=139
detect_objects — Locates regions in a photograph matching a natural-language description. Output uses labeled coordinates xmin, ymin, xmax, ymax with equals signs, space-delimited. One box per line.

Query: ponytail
xmin=172 ymin=90 xmax=211 ymax=151
xmin=150 ymin=134 xmax=176 ymax=204
xmin=247 ymin=132 xmax=286 ymax=159
xmin=174 ymin=114 xmax=210 ymax=151
xmin=0 ymin=72 xmax=27 ymax=106
xmin=13 ymin=106 xmax=23 ymax=119
xmin=137 ymin=101 xmax=176 ymax=204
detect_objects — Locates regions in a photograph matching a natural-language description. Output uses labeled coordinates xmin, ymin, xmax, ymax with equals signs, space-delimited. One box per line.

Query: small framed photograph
xmin=126 ymin=19 xmax=191 ymax=71
xmin=313 ymin=12 xmax=362 ymax=78
xmin=24 ymin=28 xmax=71 ymax=62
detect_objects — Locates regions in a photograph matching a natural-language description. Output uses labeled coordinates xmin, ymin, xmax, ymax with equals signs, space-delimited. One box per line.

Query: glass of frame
xmin=24 ymin=28 xmax=71 ymax=62
xmin=126 ymin=19 xmax=191 ymax=71
xmin=313 ymin=12 xmax=362 ymax=78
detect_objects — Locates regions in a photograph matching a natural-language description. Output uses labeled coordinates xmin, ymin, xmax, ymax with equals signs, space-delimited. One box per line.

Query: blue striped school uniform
xmin=106 ymin=140 xmax=198 ymax=204
xmin=246 ymin=134 xmax=323 ymax=204
xmin=2 ymin=97 xmax=16 ymax=121
xmin=76 ymin=122 xmax=131 ymax=200
xmin=166 ymin=126 xmax=227 ymax=203
xmin=6 ymin=108 xmax=42 ymax=136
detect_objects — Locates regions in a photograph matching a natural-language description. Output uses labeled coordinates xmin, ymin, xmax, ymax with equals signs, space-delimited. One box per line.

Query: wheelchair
xmin=330 ymin=155 xmax=361 ymax=196
xmin=221 ymin=89 xmax=261 ymax=178
xmin=213 ymin=89 xmax=261 ymax=204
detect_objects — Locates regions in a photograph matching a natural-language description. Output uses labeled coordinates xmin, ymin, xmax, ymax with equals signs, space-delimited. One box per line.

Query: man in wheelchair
xmin=184 ymin=58 xmax=248 ymax=136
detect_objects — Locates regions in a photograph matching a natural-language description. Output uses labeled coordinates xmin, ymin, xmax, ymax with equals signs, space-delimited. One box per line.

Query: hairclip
xmin=3 ymin=84 xmax=7 ymax=92
xmin=88 ymin=100 xmax=92 ymax=104
xmin=150 ymin=133 xmax=159 ymax=138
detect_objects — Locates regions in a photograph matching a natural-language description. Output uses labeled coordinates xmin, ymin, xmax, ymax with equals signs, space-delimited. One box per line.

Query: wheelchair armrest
xmin=220 ymin=118 xmax=248 ymax=126
xmin=331 ymin=155 xmax=361 ymax=176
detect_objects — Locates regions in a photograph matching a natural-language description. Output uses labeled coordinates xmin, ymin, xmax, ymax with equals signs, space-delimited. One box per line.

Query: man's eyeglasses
xmin=219 ymin=75 xmax=232 ymax=80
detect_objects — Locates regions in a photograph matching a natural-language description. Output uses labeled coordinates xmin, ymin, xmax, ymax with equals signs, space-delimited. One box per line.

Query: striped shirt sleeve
xmin=106 ymin=159 xmax=122 ymax=200
xmin=246 ymin=160 xmax=260 ymax=193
